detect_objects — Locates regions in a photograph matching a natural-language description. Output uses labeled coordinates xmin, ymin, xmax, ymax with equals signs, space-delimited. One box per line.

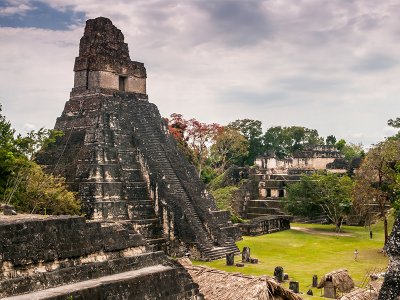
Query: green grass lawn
xmin=193 ymin=218 xmax=393 ymax=299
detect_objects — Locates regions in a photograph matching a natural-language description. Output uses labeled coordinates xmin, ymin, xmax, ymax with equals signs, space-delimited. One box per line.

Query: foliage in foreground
xmin=8 ymin=163 xmax=80 ymax=215
xmin=0 ymin=104 xmax=80 ymax=215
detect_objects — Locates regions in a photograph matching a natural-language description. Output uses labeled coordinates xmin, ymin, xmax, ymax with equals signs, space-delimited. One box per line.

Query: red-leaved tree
xmin=167 ymin=113 xmax=220 ymax=178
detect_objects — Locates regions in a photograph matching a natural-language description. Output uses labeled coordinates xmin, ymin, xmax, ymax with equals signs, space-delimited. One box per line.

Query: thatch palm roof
xmin=339 ymin=288 xmax=377 ymax=300
xmin=317 ymin=269 xmax=355 ymax=293
xmin=178 ymin=258 xmax=302 ymax=300
xmin=368 ymin=278 xmax=383 ymax=294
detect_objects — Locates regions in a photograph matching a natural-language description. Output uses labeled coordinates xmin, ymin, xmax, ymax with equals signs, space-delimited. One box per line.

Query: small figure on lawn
xmin=354 ymin=249 xmax=359 ymax=261
xmin=370 ymin=230 xmax=373 ymax=239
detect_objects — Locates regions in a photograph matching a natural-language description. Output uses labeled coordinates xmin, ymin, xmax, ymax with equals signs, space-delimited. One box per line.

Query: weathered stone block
xmin=312 ymin=274 xmax=318 ymax=287
xmin=274 ymin=266 xmax=284 ymax=282
xmin=226 ymin=253 xmax=235 ymax=266
xmin=242 ymin=246 xmax=251 ymax=262
xmin=250 ymin=258 xmax=258 ymax=264
xmin=289 ymin=281 xmax=299 ymax=293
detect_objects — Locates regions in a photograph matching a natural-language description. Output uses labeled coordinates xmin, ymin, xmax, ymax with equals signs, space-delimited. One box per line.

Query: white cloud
xmin=1 ymin=0 xmax=400 ymax=146
xmin=23 ymin=122 xmax=36 ymax=131
xmin=0 ymin=1 xmax=35 ymax=16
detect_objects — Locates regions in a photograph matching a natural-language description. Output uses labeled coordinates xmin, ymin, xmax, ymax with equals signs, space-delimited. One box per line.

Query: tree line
xmin=166 ymin=114 xmax=364 ymax=182
xmin=167 ymin=114 xmax=400 ymax=243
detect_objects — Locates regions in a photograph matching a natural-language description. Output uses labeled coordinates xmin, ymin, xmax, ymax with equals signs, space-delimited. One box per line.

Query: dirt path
xmin=291 ymin=226 xmax=354 ymax=237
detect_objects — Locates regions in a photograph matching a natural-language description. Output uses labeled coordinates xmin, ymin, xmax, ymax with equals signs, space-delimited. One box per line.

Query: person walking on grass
xmin=354 ymin=249 xmax=359 ymax=261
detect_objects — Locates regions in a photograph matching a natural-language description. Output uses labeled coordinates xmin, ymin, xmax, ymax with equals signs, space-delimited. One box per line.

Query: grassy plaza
xmin=193 ymin=218 xmax=394 ymax=299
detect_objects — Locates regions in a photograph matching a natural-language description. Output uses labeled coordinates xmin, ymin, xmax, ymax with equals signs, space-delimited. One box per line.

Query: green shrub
xmin=211 ymin=186 xmax=238 ymax=211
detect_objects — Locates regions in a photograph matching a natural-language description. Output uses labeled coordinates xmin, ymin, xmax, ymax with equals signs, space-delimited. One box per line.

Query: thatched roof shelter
xmin=317 ymin=269 xmax=355 ymax=293
xmin=339 ymin=288 xmax=377 ymax=300
xmin=368 ymin=277 xmax=383 ymax=294
xmin=178 ymin=258 xmax=302 ymax=300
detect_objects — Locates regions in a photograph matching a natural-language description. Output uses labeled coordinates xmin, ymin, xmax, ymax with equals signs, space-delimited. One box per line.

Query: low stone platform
xmin=2 ymin=265 xmax=199 ymax=300
xmin=238 ymin=215 xmax=291 ymax=236
xmin=0 ymin=214 xmax=201 ymax=299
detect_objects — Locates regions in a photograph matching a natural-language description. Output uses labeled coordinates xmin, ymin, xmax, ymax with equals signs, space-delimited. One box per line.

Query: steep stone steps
xmin=125 ymin=100 xmax=240 ymax=259
xmin=246 ymin=207 xmax=285 ymax=215
xmin=201 ymin=244 xmax=241 ymax=261
xmin=132 ymin=128 xmax=214 ymax=246
xmin=247 ymin=212 xmax=284 ymax=219
xmin=245 ymin=198 xmax=287 ymax=219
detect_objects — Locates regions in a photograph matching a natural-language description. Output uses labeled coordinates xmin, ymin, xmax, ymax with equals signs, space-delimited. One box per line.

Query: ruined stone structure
xmin=73 ymin=18 xmax=146 ymax=94
xmin=242 ymin=145 xmax=347 ymax=221
xmin=0 ymin=215 xmax=201 ymax=299
xmin=255 ymin=145 xmax=347 ymax=173
xmin=36 ymin=17 xmax=240 ymax=261
xmin=239 ymin=216 xmax=291 ymax=236
xmin=378 ymin=212 xmax=400 ymax=300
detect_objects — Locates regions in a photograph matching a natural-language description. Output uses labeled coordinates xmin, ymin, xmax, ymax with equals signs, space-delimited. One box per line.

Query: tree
xmin=388 ymin=117 xmax=400 ymax=128
xmin=335 ymin=139 xmax=365 ymax=174
xmin=210 ymin=127 xmax=249 ymax=172
xmin=166 ymin=113 xmax=196 ymax=165
xmin=228 ymin=119 xmax=263 ymax=164
xmin=16 ymin=128 xmax=63 ymax=161
xmin=9 ymin=162 xmax=80 ymax=214
xmin=0 ymin=104 xmax=19 ymax=198
xmin=338 ymin=141 xmax=364 ymax=162
xmin=263 ymin=126 xmax=324 ymax=158
xmin=388 ymin=117 xmax=400 ymax=139
xmin=336 ymin=139 xmax=346 ymax=151
xmin=326 ymin=135 xmax=337 ymax=145
xmin=263 ymin=126 xmax=288 ymax=158
xmin=185 ymin=118 xmax=220 ymax=178
xmin=285 ymin=174 xmax=324 ymax=218
xmin=167 ymin=114 xmax=221 ymax=178
xmin=353 ymin=139 xmax=400 ymax=244
xmin=286 ymin=173 xmax=354 ymax=232
xmin=0 ymin=104 xmax=80 ymax=214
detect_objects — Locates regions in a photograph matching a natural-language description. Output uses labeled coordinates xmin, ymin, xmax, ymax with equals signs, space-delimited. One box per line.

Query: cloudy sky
xmin=1 ymin=0 xmax=399 ymax=146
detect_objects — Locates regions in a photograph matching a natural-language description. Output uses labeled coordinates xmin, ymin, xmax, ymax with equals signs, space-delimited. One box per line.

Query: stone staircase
xmin=130 ymin=99 xmax=240 ymax=260
xmin=245 ymin=198 xmax=288 ymax=219
xmin=119 ymin=151 xmax=166 ymax=250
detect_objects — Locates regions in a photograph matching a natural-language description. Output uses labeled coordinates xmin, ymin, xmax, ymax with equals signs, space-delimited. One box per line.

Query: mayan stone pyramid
xmin=36 ymin=17 xmax=240 ymax=260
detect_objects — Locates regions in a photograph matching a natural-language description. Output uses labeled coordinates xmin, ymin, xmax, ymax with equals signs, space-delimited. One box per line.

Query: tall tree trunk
xmin=335 ymin=217 xmax=343 ymax=233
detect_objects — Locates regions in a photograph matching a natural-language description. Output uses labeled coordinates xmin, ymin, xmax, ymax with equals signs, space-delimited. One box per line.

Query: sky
xmin=0 ymin=0 xmax=399 ymax=146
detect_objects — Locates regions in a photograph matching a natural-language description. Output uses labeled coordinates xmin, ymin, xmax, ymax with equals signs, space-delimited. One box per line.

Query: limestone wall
xmin=74 ymin=70 xmax=146 ymax=93
xmin=256 ymin=156 xmax=340 ymax=171
xmin=0 ymin=215 xmax=201 ymax=299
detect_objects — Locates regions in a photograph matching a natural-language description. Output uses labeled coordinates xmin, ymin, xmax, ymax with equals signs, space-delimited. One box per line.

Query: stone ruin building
xmin=232 ymin=145 xmax=349 ymax=233
xmin=35 ymin=17 xmax=240 ymax=260
xmin=252 ymin=145 xmax=347 ymax=214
